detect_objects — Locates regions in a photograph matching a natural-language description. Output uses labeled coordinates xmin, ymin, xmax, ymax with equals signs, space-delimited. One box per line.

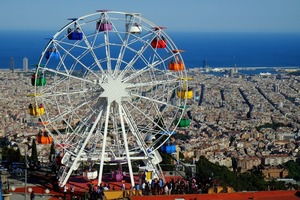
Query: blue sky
xmin=1 ymin=0 xmax=300 ymax=32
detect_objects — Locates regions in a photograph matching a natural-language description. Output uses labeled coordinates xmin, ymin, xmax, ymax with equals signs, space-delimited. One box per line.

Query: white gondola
xmin=126 ymin=13 xmax=142 ymax=34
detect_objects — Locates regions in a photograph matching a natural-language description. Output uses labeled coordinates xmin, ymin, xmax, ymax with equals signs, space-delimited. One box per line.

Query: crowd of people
xmin=60 ymin=177 xmax=203 ymax=200
xmin=139 ymin=178 xmax=201 ymax=195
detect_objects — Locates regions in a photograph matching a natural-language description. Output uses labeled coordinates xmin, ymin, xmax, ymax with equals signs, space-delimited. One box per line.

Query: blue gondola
xmin=45 ymin=48 xmax=59 ymax=60
xmin=161 ymin=144 xmax=176 ymax=154
xmin=67 ymin=28 xmax=83 ymax=40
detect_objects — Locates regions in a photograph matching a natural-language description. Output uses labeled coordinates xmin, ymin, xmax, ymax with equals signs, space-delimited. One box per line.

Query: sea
xmin=0 ymin=30 xmax=300 ymax=74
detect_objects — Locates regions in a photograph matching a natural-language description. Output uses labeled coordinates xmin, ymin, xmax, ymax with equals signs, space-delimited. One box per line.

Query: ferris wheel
xmin=31 ymin=10 xmax=191 ymax=187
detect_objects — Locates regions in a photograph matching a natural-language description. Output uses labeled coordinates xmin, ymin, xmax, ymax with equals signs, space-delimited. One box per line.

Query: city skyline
xmin=0 ymin=0 xmax=300 ymax=33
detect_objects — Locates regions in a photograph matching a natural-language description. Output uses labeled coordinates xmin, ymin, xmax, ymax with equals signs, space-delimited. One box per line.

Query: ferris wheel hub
xmin=100 ymin=76 xmax=131 ymax=103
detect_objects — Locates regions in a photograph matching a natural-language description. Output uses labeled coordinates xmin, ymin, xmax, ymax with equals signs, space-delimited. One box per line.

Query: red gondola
xmin=151 ymin=36 xmax=167 ymax=48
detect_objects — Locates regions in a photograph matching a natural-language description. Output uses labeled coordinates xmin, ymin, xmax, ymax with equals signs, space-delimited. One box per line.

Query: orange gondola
xmin=169 ymin=60 xmax=184 ymax=71
xmin=168 ymin=50 xmax=185 ymax=71
xmin=37 ymin=132 xmax=53 ymax=144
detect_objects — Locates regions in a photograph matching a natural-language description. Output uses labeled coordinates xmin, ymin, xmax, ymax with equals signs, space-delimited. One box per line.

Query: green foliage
xmin=288 ymin=71 xmax=300 ymax=76
xmin=268 ymin=180 xmax=286 ymax=190
xmin=1 ymin=146 xmax=22 ymax=162
xmin=231 ymin=157 xmax=237 ymax=173
xmin=284 ymin=159 xmax=300 ymax=181
xmin=256 ymin=122 xmax=292 ymax=131
xmin=196 ymin=156 xmax=268 ymax=191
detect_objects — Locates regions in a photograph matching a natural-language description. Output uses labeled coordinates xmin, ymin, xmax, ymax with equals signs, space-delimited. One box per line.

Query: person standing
xmin=30 ymin=191 xmax=35 ymax=200
xmin=70 ymin=185 xmax=75 ymax=200
xmin=164 ymin=184 xmax=169 ymax=195
xmin=63 ymin=185 xmax=68 ymax=200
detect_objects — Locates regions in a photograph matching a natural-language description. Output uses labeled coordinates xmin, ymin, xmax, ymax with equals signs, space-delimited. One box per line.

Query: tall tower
xmin=23 ymin=57 xmax=29 ymax=72
xmin=203 ymin=59 xmax=208 ymax=68
xmin=9 ymin=57 xmax=15 ymax=73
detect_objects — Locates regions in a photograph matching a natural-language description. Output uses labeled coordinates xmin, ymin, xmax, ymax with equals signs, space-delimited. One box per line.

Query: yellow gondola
xmin=28 ymin=104 xmax=45 ymax=116
xmin=177 ymin=88 xmax=193 ymax=99
xmin=177 ymin=76 xmax=193 ymax=99
xmin=178 ymin=77 xmax=194 ymax=81
xmin=27 ymin=93 xmax=42 ymax=97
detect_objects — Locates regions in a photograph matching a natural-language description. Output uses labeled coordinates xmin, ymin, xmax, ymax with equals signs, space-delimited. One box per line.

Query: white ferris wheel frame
xmin=34 ymin=10 xmax=188 ymax=187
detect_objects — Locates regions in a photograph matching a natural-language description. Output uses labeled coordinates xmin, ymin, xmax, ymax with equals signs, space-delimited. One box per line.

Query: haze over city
xmin=1 ymin=0 xmax=300 ymax=32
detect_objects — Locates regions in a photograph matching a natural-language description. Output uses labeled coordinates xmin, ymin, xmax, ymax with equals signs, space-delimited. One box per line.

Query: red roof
xmin=131 ymin=190 xmax=300 ymax=200
xmin=12 ymin=185 xmax=300 ymax=200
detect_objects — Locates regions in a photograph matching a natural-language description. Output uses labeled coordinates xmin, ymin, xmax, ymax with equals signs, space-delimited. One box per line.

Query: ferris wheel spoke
xmin=90 ymin=31 xmax=100 ymax=48
xmin=63 ymin=112 xmax=96 ymax=145
xmin=124 ymin=101 xmax=168 ymax=133
xmin=113 ymin=33 xmax=130 ymax=76
xmin=127 ymin=31 xmax=153 ymax=46
xmin=127 ymin=78 xmax=180 ymax=89
xmin=54 ymin=41 xmax=102 ymax=80
xmin=113 ymin=16 xmax=147 ymax=76
xmin=124 ymin=32 xmax=170 ymax=76
xmin=46 ymin=97 xmax=95 ymax=124
xmin=119 ymin=35 xmax=156 ymax=78
xmin=52 ymin=37 xmax=90 ymax=76
xmin=76 ymin=23 xmax=107 ymax=74
xmin=120 ymin=104 xmax=148 ymax=155
xmin=40 ymin=89 xmax=92 ymax=98
xmin=130 ymin=93 xmax=181 ymax=110
xmin=122 ymin=61 xmax=157 ymax=83
xmin=50 ymin=43 xmax=89 ymax=78
xmin=55 ymin=40 xmax=89 ymax=50
xmin=60 ymin=106 xmax=104 ymax=187
xmin=51 ymin=43 xmax=73 ymax=75
xmin=42 ymin=67 xmax=95 ymax=85
xmin=122 ymin=53 xmax=175 ymax=83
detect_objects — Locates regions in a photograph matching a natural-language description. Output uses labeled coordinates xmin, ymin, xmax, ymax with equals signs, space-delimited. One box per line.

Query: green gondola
xmin=31 ymin=73 xmax=46 ymax=86
xmin=175 ymin=118 xmax=191 ymax=127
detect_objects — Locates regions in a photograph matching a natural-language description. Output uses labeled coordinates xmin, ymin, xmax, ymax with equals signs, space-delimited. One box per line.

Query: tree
xmin=15 ymin=148 xmax=21 ymax=162
xmin=195 ymin=156 xmax=267 ymax=192
xmin=31 ymin=139 xmax=38 ymax=165
xmin=231 ymin=157 xmax=238 ymax=173
xmin=2 ymin=146 xmax=22 ymax=163
xmin=284 ymin=159 xmax=300 ymax=181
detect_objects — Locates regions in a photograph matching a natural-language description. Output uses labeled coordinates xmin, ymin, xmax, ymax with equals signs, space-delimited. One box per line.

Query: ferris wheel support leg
xmin=119 ymin=104 xmax=135 ymax=187
xmin=98 ymin=104 xmax=111 ymax=186
xmin=60 ymin=109 xmax=104 ymax=187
